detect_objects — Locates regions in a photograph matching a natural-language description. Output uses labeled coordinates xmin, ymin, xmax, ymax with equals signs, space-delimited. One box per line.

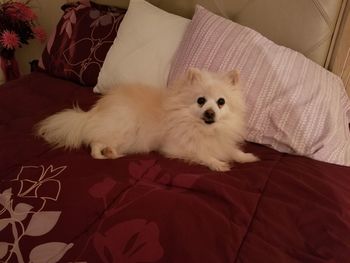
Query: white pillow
xmin=94 ymin=0 xmax=190 ymax=93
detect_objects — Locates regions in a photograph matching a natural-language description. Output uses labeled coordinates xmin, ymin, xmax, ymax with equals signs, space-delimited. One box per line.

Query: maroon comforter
xmin=1 ymin=72 xmax=350 ymax=263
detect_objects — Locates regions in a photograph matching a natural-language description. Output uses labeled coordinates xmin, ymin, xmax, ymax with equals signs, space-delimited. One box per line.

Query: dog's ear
xmin=186 ymin=68 xmax=202 ymax=84
xmin=227 ymin=69 xmax=240 ymax=86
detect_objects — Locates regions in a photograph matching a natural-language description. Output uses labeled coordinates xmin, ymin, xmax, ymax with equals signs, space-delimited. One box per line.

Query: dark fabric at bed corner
xmin=0 ymin=73 xmax=350 ymax=262
xmin=0 ymin=73 xmax=98 ymax=175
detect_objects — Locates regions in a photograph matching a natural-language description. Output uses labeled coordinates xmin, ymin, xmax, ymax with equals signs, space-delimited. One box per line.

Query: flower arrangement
xmin=0 ymin=0 xmax=46 ymax=80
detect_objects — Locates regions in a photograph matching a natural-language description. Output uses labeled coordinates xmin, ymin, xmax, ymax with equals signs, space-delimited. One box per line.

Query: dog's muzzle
xmin=202 ymin=109 xmax=215 ymax=124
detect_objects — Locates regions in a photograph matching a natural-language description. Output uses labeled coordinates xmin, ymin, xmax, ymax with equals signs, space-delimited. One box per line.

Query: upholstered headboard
xmin=14 ymin=0 xmax=349 ymax=95
xmin=94 ymin=0 xmax=347 ymax=68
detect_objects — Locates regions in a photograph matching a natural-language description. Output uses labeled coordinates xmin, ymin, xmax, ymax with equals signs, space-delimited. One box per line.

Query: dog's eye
xmin=197 ymin=97 xmax=206 ymax=106
xmin=217 ymin=98 xmax=225 ymax=107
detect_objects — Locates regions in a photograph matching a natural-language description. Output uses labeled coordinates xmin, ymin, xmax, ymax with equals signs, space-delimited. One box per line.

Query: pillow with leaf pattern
xmin=39 ymin=0 xmax=125 ymax=86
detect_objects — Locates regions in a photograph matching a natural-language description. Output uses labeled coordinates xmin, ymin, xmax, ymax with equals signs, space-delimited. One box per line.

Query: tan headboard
xmin=329 ymin=0 xmax=350 ymax=96
xmin=16 ymin=0 xmax=349 ymax=97
xmin=95 ymin=0 xmax=346 ymax=67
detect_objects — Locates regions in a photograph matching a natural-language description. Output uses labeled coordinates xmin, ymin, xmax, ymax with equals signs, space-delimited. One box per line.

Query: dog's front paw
xmin=239 ymin=153 xmax=259 ymax=163
xmin=232 ymin=151 xmax=260 ymax=163
xmin=208 ymin=160 xmax=231 ymax=172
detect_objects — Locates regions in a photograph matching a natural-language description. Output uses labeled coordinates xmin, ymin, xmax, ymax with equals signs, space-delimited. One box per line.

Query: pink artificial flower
xmin=0 ymin=30 xmax=20 ymax=49
xmin=6 ymin=2 xmax=37 ymax=21
xmin=33 ymin=26 xmax=46 ymax=43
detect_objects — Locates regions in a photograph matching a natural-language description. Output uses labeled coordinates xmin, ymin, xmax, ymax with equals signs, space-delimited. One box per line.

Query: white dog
xmin=37 ymin=68 xmax=259 ymax=171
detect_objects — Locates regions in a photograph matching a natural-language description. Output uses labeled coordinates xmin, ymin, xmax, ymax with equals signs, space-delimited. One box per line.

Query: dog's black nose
xmin=203 ymin=109 xmax=215 ymax=124
xmin=204 ymin=109 xmax=215 ymax=119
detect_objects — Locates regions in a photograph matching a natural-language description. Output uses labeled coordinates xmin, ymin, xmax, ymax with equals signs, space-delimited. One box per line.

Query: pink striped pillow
xmin=168 ymin=6 xmax=350 ymax=166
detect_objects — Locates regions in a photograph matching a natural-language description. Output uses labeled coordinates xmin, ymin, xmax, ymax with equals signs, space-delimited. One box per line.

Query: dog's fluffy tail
xmin=36 ymin=106 xmax=90 ymax=149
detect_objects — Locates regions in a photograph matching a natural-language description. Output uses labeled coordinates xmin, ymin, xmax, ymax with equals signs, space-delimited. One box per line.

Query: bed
xmin=1 ymin=1 xmax=350 ymax=262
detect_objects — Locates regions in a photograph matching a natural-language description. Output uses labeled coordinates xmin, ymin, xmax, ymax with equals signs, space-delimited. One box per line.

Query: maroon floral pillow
xmin=39 ymin=1 xmax=126 ymax=86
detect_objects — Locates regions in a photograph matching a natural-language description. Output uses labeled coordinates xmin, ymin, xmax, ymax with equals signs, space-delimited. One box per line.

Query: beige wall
xmin=16 ymin=0 xmax=66 ymax=74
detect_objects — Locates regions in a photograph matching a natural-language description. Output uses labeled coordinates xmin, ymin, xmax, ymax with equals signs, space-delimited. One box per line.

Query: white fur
xmin=36 ymin=68 xmax=259 ymax=171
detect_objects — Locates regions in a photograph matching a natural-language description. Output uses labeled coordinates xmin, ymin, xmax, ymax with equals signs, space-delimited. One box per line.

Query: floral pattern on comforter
xmin=1 ymin=73 xmax=350 ymax=263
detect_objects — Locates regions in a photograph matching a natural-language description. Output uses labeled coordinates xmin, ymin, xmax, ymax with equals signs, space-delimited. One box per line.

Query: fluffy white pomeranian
xmin=36 ymin=68 xmax=258 ymax=171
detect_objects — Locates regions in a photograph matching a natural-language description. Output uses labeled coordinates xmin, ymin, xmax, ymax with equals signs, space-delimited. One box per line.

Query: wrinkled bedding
xmin=0 ymin=72 xmax=349 ymax=263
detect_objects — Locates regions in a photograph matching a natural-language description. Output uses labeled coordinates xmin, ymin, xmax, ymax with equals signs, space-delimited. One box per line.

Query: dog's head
xmin=168 ymin=68 xmax=245 ymax=126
